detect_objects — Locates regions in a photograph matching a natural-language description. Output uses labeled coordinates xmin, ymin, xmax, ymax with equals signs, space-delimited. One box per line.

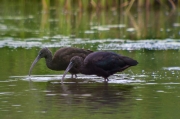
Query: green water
xmin=0 ymin=1 xmax=180 ymax=119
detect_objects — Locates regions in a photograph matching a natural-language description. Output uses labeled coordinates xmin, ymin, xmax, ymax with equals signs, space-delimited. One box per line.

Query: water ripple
xmin=163 ymin=67 xmax=180 ymax=71
xmin=98 ymin=39 xmax=180 ymax=50
xmin=10 ymin=74 xmax=144 ymax=84
xmin=1 ymin=37 xmax=180 ymax=50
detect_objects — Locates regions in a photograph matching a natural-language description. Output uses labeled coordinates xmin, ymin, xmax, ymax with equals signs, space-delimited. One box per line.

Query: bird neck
xmin=73 ymin=57 xmax=86 ymax=73
xmin=45 ymin=52 xmax=54 ymax=70
xmin=79 ymin=63 xmax=92 ymax=75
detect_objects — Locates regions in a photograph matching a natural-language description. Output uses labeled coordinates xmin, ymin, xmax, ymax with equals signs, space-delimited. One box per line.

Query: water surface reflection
xmin=45 ymin=81 xmax=134 ymax=114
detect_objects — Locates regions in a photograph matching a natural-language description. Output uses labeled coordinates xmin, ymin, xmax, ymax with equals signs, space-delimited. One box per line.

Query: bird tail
xmin=122 ymin=56 xmax=138 ymax=66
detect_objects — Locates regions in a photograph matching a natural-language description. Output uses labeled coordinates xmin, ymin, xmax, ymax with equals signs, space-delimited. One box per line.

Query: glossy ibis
xmin=62 ymin=51 xmax=138 ymax=83
xmin=29 ymin=47 xmax=93 ymax=78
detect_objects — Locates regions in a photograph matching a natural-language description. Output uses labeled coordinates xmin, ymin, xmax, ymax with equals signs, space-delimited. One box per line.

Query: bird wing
xmin=95 ymin=54 xmax=126 ymax=71
xmin=55 ymin=47 xmax=92 ymax=60
xmin=84 ymin=52 xmax=126 ymax=71
xmin=120 ymin=56 xmax=138 ymax=66
xmin=53 ymin=47 xmax=92 ymax=64
xmin=84 ymin=51 xmax=138 ymax=72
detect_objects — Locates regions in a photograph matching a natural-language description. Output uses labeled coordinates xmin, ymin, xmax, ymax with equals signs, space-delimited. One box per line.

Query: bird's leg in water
xmin=71 ymin=74 xmax=74 ymax=78
xmin=71 ymin=74 xmax=77 ymax=79
xmin=104 ymin=78 xmax=109 ymax=82
xmin=74 ymin=74 xmax=77 ymax=78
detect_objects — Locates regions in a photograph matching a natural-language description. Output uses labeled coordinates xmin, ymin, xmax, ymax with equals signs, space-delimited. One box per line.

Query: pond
xmin=0 ymin=1 xmax=180 ymax=119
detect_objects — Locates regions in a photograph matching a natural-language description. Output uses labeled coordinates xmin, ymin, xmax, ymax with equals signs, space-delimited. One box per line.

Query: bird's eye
xmin=39 ymin=52 xmax=42 ymax=55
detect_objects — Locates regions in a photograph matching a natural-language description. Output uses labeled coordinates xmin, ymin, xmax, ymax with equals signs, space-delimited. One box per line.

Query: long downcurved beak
xmin=61 ymin=62 xmax=74 ymax=83
xmin=28 ymin=55 xmax=41 ymax=76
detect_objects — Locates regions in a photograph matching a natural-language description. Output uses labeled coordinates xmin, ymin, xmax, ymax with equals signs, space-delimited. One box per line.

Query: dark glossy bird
xmin=29 ymin=47 xmax=93 ymax=78
xmin=62 ymin=51 xmax=138 ymax=83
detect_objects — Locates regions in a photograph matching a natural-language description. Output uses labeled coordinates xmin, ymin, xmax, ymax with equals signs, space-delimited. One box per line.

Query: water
xmin=1 ymin=49 xmax=180 ymax=119
xmin=1 ymin=1 xmax=180 ymax=119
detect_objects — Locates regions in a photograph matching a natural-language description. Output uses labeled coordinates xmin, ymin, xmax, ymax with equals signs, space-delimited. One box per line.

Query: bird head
xmin=61 ymin=56 xmax=83 ymax=83
xmin=70 ymin=56 xmax=83 ymax=68
xmin=28 ymin=47 xmax=50 ymax=76
xmin=37 ymin=47 xmax=50 ymax=58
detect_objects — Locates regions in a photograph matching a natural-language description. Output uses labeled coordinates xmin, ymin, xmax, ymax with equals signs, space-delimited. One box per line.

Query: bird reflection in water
xmin=45 ymin=80 xmax=134 ymax=113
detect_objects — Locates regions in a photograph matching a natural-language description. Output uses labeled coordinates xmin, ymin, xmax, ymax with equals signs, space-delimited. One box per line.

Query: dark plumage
xmin=29 ymin=47 xmax=93 ymax=77
xmin=62 ymin=51 xmax=138 ymax=83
